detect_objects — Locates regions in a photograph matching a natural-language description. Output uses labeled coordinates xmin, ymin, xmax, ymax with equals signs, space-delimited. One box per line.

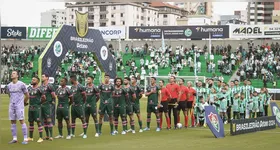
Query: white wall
xmin=188 ymin=17 xmax=211 ymax=25
xmin=158 ymin=14 xmax=180 ymax=26
xmin=240 ymin=10 xmax=247 ymax=23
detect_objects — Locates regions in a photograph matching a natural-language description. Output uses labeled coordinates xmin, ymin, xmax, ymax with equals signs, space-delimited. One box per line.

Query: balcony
xmin=257 ymin=4 xmax=265 ymax=8
xmin=250 ymin=15 xmax=256 ymax=19
xmin=250 ymin=9 xmax=255 ymax=13
xmin=99 ymin=10 xmax=109 ymax=14
xmin=99 ymin=18 xmax=108 ymax=22
xmin=158 ymin=9 xmax=182 ymax=16
xmin=257 ymin=10 xmax=264 ymax=14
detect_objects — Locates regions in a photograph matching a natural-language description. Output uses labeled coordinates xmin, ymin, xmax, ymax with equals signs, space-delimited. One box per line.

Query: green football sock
xmin=110 ymin=123 xmax=114 ymax=133
xmin=38 ymin=125 xmax=43 ymax=138
xmin=131 ymin=120 xmax=135 ymax=130
xmin=95 ymin=123 xmax=99 ymax=133
xmin=71 ymin=123 xmax=76 ymax=135
xmin=147 ymin=115 xmax=151 ymax=128
xmin=67 ymin=127 xmax=71 ymax=136
xmin=44 ymin=125 xmax=49 ymax=137
xmin=83 ymin=123 xmax=87 ymax=135
xmin=99 ymin=123 xmax=102 ymax=133
xmin=29 ymin=124 xmax=34 ymax=138
xmin=138 ymin=120 xmax=143 ymax=129
xmin=47 ymin=121 xmax=53 ymax=137
xmin=58 ymin=126 xmax=63 ymax=136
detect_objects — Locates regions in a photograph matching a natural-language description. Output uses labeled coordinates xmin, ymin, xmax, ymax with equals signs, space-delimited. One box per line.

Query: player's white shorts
xmin=252 ymin=108 xmax=259 ymax=113
xmin=9 ymin=104 xmax=25 ymax=120
xmin=219 ymin=108 xmax=227 ymax=113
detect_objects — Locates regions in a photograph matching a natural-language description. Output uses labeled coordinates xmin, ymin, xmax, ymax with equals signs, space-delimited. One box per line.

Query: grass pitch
xmin=0 ymin=94 xmax=279 ymax=150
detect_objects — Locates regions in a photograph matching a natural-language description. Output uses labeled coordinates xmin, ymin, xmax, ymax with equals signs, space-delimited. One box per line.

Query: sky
xmin=0 ymin=1 xmax=247 ymax=26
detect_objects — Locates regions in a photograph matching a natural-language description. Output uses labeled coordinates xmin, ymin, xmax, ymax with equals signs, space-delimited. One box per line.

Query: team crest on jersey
xmin=87 ymin=88 xmax=93 ymax=93
xmin=31 ymin=89 xmax=37 ymax=95
xmin=72 ymin=87 xmax=77 ymax=93
xmin=272 ymin=106 xmax=280 ymax=123
xmin=60 ymin=90 xmax=65 ymax=95
xmin=208 ymin=112 xmax=220 ymax=132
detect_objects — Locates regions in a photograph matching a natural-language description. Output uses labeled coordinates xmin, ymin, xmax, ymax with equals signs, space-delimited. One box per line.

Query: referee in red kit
xmin=166 ymin=76 xmax=180 ymax=129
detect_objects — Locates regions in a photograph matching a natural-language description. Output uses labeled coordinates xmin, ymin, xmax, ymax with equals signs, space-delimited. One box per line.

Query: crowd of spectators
xmin=236 ymin=42 xmax=280 ymax=87
xmin=2 ymin=42 xmax=277 ymax=87
xmin=1 ymin=45 xmax=42 ymax=84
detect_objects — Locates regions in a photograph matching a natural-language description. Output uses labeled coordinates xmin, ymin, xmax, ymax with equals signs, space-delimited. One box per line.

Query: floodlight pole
xmin=209 ymin=32 xmax=211 ymax=56
xmin=194 ymin=48 xmax=197 ymax=78
xmin=0 ymin=10 xmax=2 ymax=88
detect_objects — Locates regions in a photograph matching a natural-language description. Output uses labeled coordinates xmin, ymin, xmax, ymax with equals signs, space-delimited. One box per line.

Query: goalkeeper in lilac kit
xmin=7 ymin=71 xmax=30 ymax=144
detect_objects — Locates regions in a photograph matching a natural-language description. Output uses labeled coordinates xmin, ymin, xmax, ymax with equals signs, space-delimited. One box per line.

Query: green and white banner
xmin=27 ymin=27 xmax=58 ymax=40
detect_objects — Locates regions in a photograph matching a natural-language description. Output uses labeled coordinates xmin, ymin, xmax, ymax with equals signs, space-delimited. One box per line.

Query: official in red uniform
xmin=159 ymin=80 xmax=171 ymax=129
xmin=186 ymin=81 xmax=196 ymax=127
xmin=177 ymin=78 xmax=189 ymax=128
xmin=166 ymin=76 xmax=180 ymax=129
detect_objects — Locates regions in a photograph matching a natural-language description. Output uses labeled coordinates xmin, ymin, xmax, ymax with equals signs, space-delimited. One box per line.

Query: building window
xmin=71 ymin=24 xmax=74 ymax=26
xmin=100 ymin=23 xmax=106 ymax=26
xmin=137 ymin=15 xmax=139 ymax=19
xmin=71 ymin=15 xmax=74 ymax=19
xmin=100 ymin=6 xmax=107 ymax=11
xmin=121 ymin=13 xmax=124 ymax=17
xmin=111 ymin=21 xmax=116 ymax=25
xmin=122 ymin=21 xmax=125 ymax=25
xmin=264 ymin=14 xmax=271 ymax=16
xmin=89 ymin=7 xmax=94 ymax=11
xmin=78 ymin=7 xmax=82 ymax=11
xmin=148 ymin=17 xmax=150 ymax=21
xmin=163 ymin=21 xmax=168 ymax=25
xmin=148 ymin=10 xmax=150 ymax=13
xmin=141 ymin=23 xmax=144 ymax=26
xmin=141 ymin=16 xmax=144 ymax=20
xmin=163 ymin=14 xmax=168 ymax=18
xmin=72 ymin=9 xmax=74 ymax=11
xmin=62 ymin=17 xmax=63 ymax=19
xmin=111 ymin=14 xmax=114 ymax=17
xmin=113 ymin=6 xmax=116 ymax=10
xmin=89 ymin=23 xmax=94 ymax=27
xmin=100 ymin=14 xmax=106 ymax=19
xmin=89 ymin=15 xmax=94 ymax=19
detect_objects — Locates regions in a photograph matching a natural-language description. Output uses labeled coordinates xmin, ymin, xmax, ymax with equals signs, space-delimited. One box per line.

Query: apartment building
xmin=40 ymin=9 xmax=66 ymax=27
xmin=65 ymin=2 xmax=158 ymax=27
xmin=234 ymin=10 xmax=247 ymax=23
xmin=150 ymin=2 xmax=186 ymax=26
xmin=247 ymin=2 xmax=275 ymax=25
